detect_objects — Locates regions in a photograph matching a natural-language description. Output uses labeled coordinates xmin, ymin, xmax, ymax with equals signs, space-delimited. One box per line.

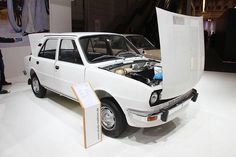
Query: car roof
xmin=43 ymin=32 xmax=120 ymax=38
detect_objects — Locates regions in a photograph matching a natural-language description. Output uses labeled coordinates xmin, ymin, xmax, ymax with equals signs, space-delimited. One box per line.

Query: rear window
xmin=38 ymin=39 xmax=58 ymax=59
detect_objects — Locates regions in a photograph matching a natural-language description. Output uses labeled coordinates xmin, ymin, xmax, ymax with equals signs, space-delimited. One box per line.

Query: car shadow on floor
xmin=45 ymin=91 xmax=83 ymax=116
xmin=42 ymin=91 xmax=190 ymax=143
xmin=119 ymin=117 xmax=188 ymax=144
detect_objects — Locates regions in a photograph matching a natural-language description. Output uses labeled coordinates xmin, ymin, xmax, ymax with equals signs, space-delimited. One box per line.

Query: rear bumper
xmin=22 ymin=70 xmax=31 ymax=85
xmin=127 ymin=89 xmax=198 ymax=128
xmin=23 ymin=70 xmax=27 ymax=75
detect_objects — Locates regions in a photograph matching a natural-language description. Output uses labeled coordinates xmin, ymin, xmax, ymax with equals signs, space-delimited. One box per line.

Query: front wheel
xmin=31 ymin=74 xmax=46 ymax=98
xmin=101 ymin=98 xmax=127 ymax=138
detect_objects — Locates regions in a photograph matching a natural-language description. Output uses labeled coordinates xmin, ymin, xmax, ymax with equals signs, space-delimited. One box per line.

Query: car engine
xmin=103 ymin=60 xmax=162 ymax=86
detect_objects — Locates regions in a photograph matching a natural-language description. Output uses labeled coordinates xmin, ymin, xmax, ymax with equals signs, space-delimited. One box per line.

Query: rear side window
xmin=38 ymin=39 xmax=58 ymax=59
xmin=59 ymin=39 xmax=83 ymax=64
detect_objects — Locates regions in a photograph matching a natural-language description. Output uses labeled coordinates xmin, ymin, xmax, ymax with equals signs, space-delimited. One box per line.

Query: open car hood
xmin=29 ymin=33 xmax=48 ymax=56
xmin=156 ymin=8 xmax=205 ymax=99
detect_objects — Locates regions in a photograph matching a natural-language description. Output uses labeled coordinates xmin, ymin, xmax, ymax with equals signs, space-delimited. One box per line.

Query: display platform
xmin=1 ymin=71 xmax=236 ymax=157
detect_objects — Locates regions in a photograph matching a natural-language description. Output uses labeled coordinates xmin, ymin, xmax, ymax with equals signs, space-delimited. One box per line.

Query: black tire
xmin=101 ymin=98 xmax=127 ymax=138
xmin=31 ymin=74 xmax=46 ymax=98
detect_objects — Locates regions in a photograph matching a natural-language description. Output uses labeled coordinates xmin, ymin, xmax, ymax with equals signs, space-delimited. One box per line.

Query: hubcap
xmin=32 ymin=77 xmax=40 ymax=93
xmin=101 ymin=106 xmax=116 ymax=130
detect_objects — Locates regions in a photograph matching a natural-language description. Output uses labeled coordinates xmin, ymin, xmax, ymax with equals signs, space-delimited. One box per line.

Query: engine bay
xmin=102 ymin=60 xmax=162 ymax=86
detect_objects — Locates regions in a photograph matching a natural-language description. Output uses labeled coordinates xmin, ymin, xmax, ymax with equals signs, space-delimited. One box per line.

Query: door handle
xmin=36 ymin=61 xmax=39 ymax=64
xmin=55 ymin=65 xmax=60 ymax=70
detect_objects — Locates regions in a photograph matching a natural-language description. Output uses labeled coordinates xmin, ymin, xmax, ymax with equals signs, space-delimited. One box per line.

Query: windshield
xmin=126 ymin=35 xmax=155 ymax=50
xmin=79 ymin=35 xmax=140 ymax=63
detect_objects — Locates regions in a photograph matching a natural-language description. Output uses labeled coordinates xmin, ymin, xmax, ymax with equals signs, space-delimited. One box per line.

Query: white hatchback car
xmin=24 ymin=32 xmax=201 ymax=138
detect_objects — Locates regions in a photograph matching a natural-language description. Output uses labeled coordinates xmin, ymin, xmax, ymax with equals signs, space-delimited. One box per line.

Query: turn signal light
xmin=147 ymin=115 xmax=158 ymax=121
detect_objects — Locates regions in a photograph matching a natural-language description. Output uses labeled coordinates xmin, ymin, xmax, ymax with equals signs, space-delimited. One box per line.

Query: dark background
xmin=71 ymin=0 xmax=236 ymax=73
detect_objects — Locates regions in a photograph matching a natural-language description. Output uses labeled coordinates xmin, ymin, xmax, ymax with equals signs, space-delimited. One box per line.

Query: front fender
xmin=85 ymin=67 xmax=154 ymax=111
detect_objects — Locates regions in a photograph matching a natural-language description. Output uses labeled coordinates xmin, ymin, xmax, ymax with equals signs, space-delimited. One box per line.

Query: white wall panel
xmin=49 ymin=0 xmax=72 ymax=33
xmin=1 ymin=46 xmax=31 ymax=79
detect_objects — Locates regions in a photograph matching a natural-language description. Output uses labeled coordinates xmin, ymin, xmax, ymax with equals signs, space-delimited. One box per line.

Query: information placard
xmin=72 ymin=83 xmax=102 ymax=148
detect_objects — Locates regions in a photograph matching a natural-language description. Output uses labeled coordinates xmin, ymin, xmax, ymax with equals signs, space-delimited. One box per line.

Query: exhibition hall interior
xmin=0 ymin=0 xmax=236 ymax=156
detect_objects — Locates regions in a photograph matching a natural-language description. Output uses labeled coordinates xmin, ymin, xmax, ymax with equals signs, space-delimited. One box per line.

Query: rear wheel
xmin=101 ymin=98 xmax=127 ymax=138
xmin=31 ymin=74 xmax=46 ymax=98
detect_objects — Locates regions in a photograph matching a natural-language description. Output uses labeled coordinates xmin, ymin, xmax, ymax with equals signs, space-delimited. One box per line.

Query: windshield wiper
xmin=116 ymin=51 xmax=140 ymax=58
xmin=91 ymin=55 xmax=122 ymax=62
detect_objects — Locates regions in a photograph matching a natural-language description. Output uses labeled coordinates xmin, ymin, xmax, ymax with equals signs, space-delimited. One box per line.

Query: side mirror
xmin=139 ymin=50 xmax=145 ymax=55
xmin=138 ymin=50 xmax=144 ymax=54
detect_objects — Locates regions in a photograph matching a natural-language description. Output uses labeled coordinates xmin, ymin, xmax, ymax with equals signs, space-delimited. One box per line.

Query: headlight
xmin=150 ymin=92 xmax=158 ymax=104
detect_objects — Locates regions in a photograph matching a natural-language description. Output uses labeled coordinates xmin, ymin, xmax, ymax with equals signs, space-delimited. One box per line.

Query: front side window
xmin=79 ymin=35 xmax=140 ymax=63
xmin=59 ymin=39 xmax=83 ymax=64
xmin=38 ymin=39 xmax=58 ymax=59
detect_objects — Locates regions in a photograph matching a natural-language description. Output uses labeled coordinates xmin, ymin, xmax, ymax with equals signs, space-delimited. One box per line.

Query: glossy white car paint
xmin=24 ymin=10 xmax=204 ymax=129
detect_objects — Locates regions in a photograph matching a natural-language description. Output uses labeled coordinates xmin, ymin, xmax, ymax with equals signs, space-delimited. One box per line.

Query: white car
xmin=24 ymin=32 xmax=201 ymax=138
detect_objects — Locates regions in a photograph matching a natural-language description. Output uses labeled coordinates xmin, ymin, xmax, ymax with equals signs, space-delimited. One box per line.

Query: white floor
xmin=0 ymin=71 xmax=236 ymax=157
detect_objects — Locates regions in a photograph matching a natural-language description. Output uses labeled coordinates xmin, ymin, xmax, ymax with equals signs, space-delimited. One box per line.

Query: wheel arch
xmin=30 ymin=69 xmax=36 ymax=77
xmin=95 ymin=90 xmax=126 ymax=119
xmin=26 ymin=69 xmax=36 ymax=85
xmin=95 ymin=90 xmax=113 ymax=100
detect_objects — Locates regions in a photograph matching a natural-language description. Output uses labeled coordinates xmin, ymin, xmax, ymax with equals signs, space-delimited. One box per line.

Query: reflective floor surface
xmin=0 ymin=71 xmax=236 ymax=157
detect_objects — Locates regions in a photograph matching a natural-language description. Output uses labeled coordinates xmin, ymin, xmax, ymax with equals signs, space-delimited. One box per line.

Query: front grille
xmin=167 ymin=90 xmax=193 ymax=108
xmin=151 ymin=89 xmax=195 ymax=107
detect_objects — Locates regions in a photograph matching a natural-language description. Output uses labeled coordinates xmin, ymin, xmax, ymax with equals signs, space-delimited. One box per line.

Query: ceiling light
xmin=203 ymin=0 xmax=206 ymax=12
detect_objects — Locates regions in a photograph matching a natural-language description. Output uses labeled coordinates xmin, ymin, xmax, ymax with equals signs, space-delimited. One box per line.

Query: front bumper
xmin=127 ymin=89 xmax=198 ymax=128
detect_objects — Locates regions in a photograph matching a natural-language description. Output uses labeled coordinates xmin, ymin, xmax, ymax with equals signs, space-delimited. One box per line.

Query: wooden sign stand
xmin=72 ymin=82 xmax=102 ymax=148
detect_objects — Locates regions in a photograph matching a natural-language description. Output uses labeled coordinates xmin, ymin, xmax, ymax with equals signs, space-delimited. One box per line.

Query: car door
xmin=54 ymin=38 xmax=85 ymax=98
xmin=36 ymin=38 xmax=59 ymax=89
